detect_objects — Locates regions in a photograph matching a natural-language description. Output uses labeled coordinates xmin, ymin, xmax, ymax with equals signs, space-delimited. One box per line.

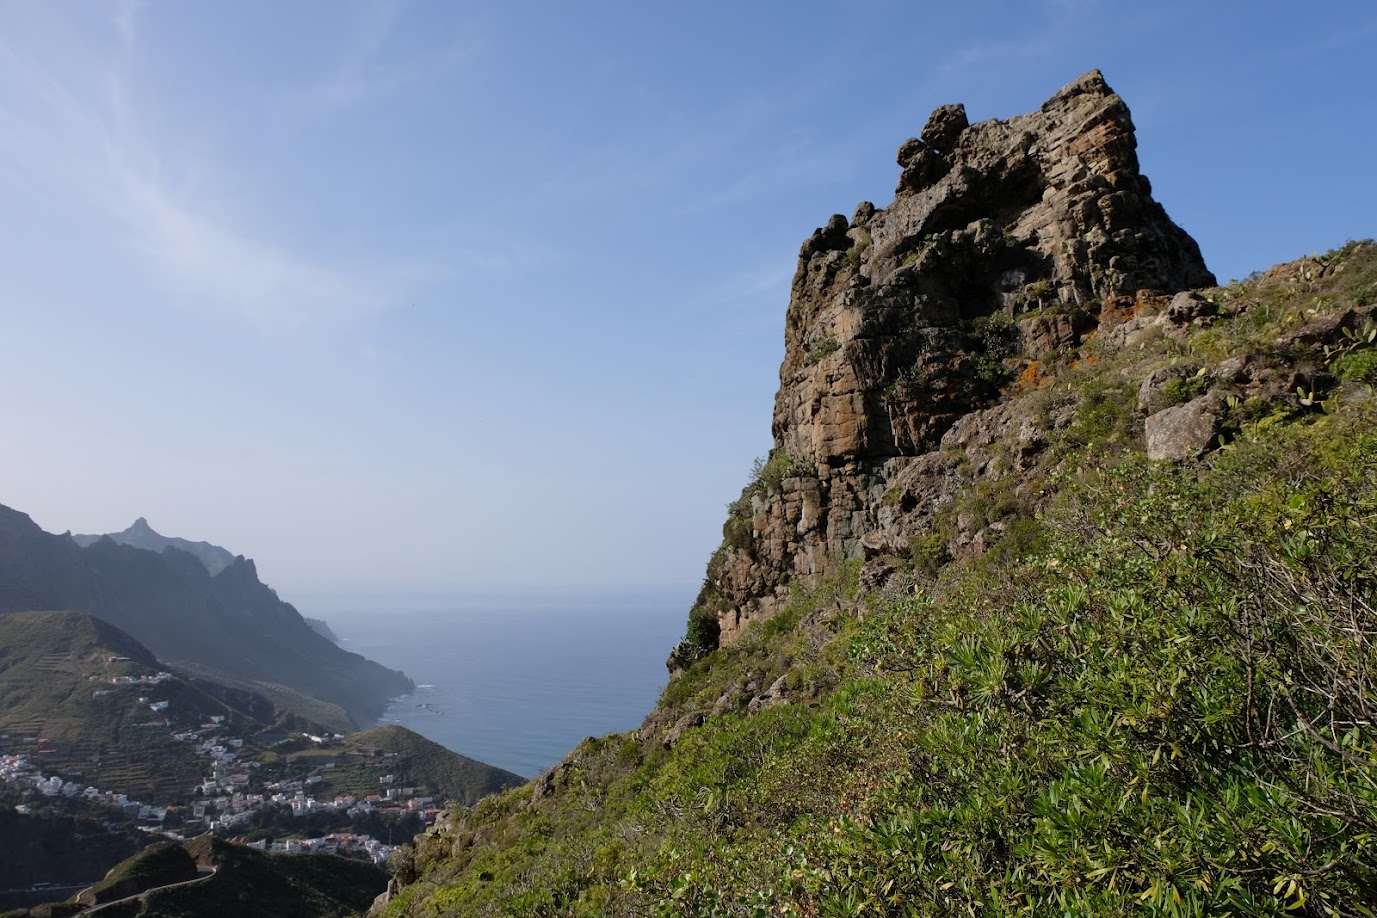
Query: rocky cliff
xmin=689 ymin=70 xmax=1216 ymax=649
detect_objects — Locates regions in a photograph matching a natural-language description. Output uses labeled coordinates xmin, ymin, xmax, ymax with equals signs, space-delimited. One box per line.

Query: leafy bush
xmin=807 ymin=337 xmax=843 ymax=365
xmin=843 ymin=232 xmax=872 ymax=269
xmin=1161 ymin=368 xmax=1209 ymax=406
xmin=684 ymin=609 xmax=721 ymax=655
xmin=967 ymin=312 xmax=1017 ymax=389
xmin=1331 ymin=346 xmax=1377 ymax=384
xmin=748 ymin=451 xmax=818 ymax=494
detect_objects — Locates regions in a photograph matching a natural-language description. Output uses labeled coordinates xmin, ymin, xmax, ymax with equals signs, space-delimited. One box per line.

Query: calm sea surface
xmin=296 ymin=590 xmax=690 ymax=779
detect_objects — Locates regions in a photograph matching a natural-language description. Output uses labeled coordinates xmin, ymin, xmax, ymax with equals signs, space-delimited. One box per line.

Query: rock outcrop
xmin=690 ymin=70 xmax=1215 ymax=647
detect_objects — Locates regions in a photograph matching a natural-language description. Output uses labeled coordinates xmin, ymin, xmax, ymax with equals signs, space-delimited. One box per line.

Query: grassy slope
xmin=267 ymin=725 xmax=524 ymax=810
xmin=176 ymin=666 xmax=356 ymax=736
xmin=0 ymin=612 xmax=207 ymax=800
xmin=334 ymin=726 xmax=524 ymax=805
xmin=381 ymin=242 xmax=1377 ymax=916
xmin=0 ymin=611 xmax=359 ymax=803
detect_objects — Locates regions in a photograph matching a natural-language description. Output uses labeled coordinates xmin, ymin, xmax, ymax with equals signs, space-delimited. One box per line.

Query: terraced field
xmin=0 ymin=613 xmax=306 ymax=802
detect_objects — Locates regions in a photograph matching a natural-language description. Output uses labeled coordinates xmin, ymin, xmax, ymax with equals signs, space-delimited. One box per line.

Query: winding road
xmin=79 ymin=866 xmax=217 ymax=914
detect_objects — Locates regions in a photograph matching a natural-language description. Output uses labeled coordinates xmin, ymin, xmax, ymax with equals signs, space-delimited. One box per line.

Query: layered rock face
xmin=699 ymin=70 xmax=1215 ymax=645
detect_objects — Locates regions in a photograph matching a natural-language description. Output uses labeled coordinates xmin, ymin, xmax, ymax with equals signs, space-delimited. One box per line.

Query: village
xmin=2 ymin=668 xmax=443 ymax=865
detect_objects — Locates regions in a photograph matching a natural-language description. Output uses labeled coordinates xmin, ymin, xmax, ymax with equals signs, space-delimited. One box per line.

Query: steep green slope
xmin=378 ymin=244 xmax=1377 ymax=916
xmin=331 ymin=726 xmax=523 ymax=806
xmin=77 ymin=841 xmax=199 ymax=907
xmin=0 ymin=611 xmax=329 ymax=801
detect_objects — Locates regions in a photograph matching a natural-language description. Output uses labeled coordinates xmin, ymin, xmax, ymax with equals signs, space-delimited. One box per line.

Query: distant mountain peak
xmin=73 ymin=518 xmax=239 ymax=576
xmin=4 ymin=500 xmax=414 ymax=727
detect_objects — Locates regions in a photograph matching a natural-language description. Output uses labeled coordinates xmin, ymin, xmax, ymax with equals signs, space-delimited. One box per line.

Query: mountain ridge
xmin=0 ymin=505 xmax=411 ymax=730
xmin=71 ymin=518 xmax=239 ymax=577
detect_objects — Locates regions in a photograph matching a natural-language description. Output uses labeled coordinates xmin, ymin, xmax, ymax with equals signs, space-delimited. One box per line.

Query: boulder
xmin=1145 ymin=399 xmax=1220 ymax=460
xmin=661 ymin=712 xmax=705 ymax=749
xmin=1016 ymin=313 xmax=1080 ymax=354
xmin=920 ymin=103 xmax=969 ymax=151
xmin=1278 ymin=308 xmax=1360 ymax=348
xmin=748 ymin=675 xmax=789 ymax=714
xmin=1165 ymin=290 xmax=1217 ymax=326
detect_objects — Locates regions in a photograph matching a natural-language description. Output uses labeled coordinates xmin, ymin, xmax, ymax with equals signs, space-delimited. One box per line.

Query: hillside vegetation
xmin=378 ymin=242 xmax=1377 ymax=916
xmin=332 ymin=726 xmax=523 ymax=806
xmin=0 ymin=613 xmax=517 ymax=817
xmin=0 ymin=611 xmax=324 ymax=801
xmin=252 ymin=724 xmax=523 ymax=819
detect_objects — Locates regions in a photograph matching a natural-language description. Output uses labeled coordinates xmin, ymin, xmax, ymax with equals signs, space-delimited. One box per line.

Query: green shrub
xmin=843 ymin=232 xmax=872 ymax=269
xmin=807 ymin=337 xmax=843 ymax=365
xmin=684 ymin=608 xmax=721 ymax=654
xmin=909 ymin=530 xmax=950 ymax=576
xmin=968 ymin=312 xmax=1017 ymax=389
xmin=722 ymin=496 xmax=754 ymax=554
xmin=748 ymin=451 xmax=818 ymax=494
xmin=1161 ymin=369 xmax=1209 ymax=406
xmin=1331 ymin=347 xmax=1377 ymax=385
xmin=1061 ymin=377 xmax=1134 ymax=449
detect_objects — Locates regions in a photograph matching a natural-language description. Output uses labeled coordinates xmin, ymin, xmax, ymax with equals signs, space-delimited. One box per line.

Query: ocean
xmin=297 ymin=589 xmax=691 ymax=779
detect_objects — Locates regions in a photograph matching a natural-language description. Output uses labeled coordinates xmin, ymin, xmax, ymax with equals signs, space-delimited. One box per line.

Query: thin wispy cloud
xmin=116 ymin=168 xmax=429 ymax=335
xmin=533 ymin=80 xmax=843 ymax=211
xmin=111 ymin=0 xmax=145 ymax=50
xmin=0 ymin=12 xmax=440 ymax=339
xmin=290 ymin=2 xmax=478 ymax=113
xmin=673 ymin=139 xmax=851 ymax=217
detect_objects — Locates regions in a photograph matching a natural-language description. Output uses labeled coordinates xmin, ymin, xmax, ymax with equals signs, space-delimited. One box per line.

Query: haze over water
xmin=299 ymin=590 xmax=689 ymax=779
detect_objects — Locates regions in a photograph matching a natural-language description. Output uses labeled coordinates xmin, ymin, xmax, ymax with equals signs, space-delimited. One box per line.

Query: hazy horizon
xmin=2 ymin=1 xmax=1372 ymax=595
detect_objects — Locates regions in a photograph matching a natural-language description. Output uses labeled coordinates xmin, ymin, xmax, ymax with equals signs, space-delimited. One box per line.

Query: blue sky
xmin=1 ymin=1 xmax=1372 ymax=597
